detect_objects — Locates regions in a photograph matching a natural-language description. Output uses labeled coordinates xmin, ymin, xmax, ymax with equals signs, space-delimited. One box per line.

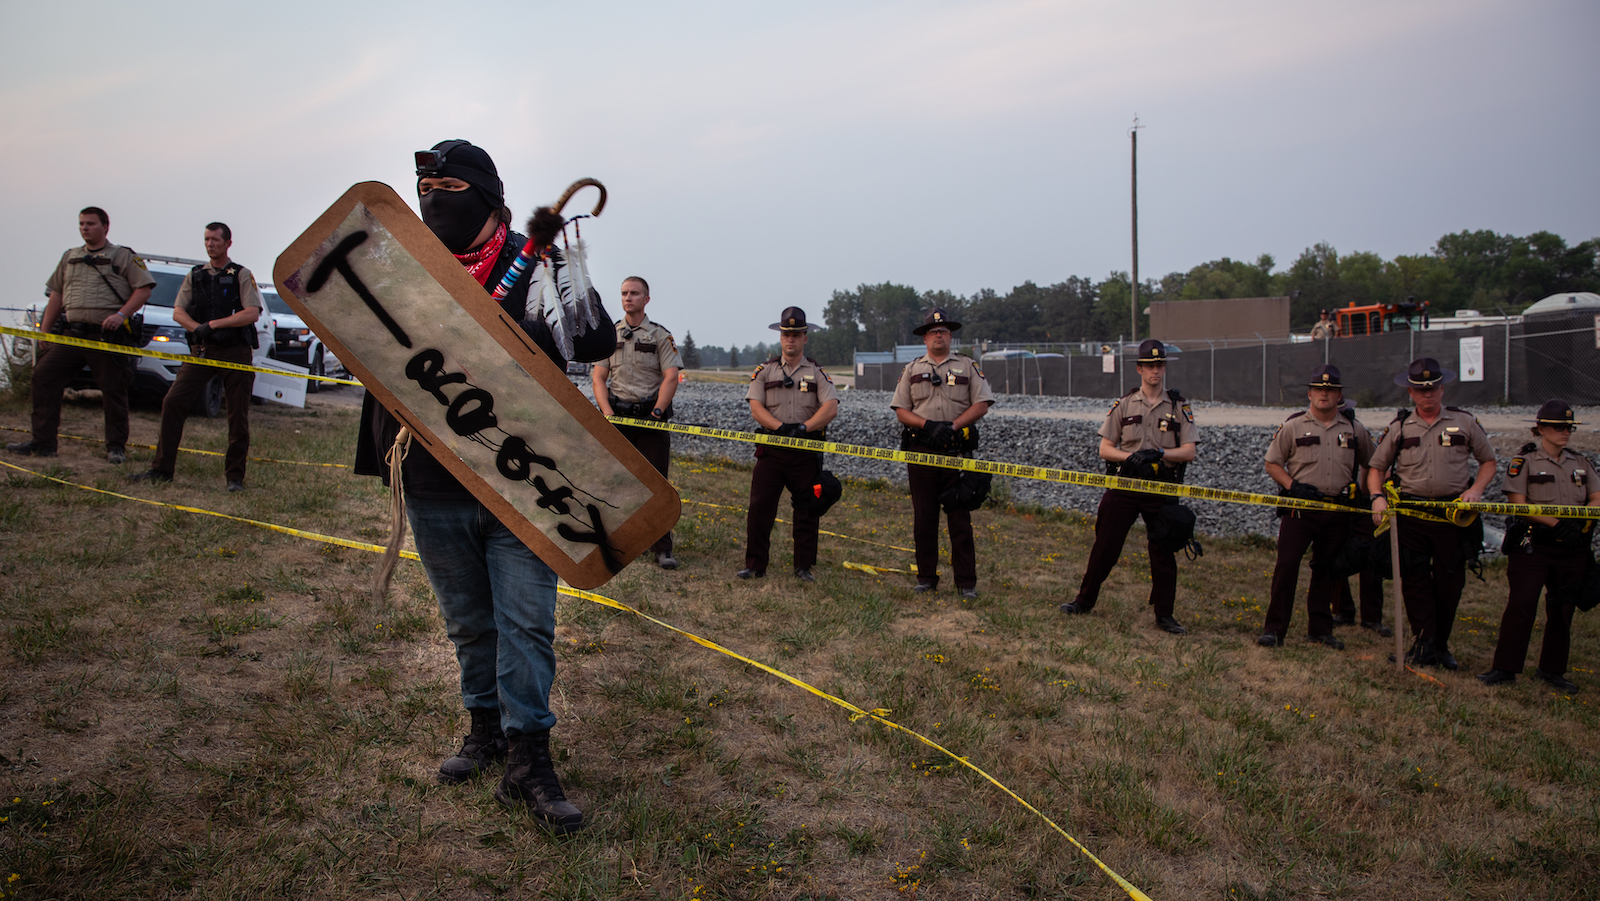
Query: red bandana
xmin=455 ymin=222 xmax=508 ymax=286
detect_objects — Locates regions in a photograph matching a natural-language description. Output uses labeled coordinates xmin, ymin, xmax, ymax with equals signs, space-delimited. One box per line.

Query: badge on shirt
xmin=799 ymin=376 xmax=814 ymax=393
xmin=1575 ymin=469 xmax=1588 ymax=486
xmin=1508 ymin=456 xmax=1524 ymax=478
xmin=1337 ymin=433 xmax=1354 ymax=449
xmin=946 ymin=368 xmax=962 ymax=387
xmin=1159 ymin=416 xmax=1177 ymax=433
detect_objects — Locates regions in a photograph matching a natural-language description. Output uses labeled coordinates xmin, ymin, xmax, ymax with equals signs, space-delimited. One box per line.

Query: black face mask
xmin=420 ymin=188 xmax=496 ymax=253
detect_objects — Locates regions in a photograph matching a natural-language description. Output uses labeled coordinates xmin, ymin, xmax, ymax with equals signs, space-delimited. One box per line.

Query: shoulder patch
xmin=1508 ymin=457 xmax=1525 ymax=478
xmin=1181 ymin=403 xmax=1194 ymax=423
xmin=1109 ymin=398 xmax=1121 ymax=411
xmin=971 ymin=361 xmax=984 ymax=378
xmin=130 ymin=254 xmax=149 ymax=271
xmin=750 ymin=364 xmax=765 ymax=380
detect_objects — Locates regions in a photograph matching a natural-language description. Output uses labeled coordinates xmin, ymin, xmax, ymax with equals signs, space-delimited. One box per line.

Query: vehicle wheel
xmin=306 ymin=346 xmax=324 ymax=394
xmin=193 ymin=375 xmax=224 ymax=418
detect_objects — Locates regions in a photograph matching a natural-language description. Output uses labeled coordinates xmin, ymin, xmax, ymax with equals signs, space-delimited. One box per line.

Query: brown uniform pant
xmin=1332 ymin=515 xmax=1385 ymax=625
xmin=616 ymin=422 xmax=672 ymax=555
xmin=1073 ymin=489 xmax=1178 ymax=617
xmin=152 ymin=344 xmax=254 ymax=482
xmin=29 ymin=340 xmax=136 ymax=452
xmin=907 ymin=453 xmax=977 ymax=589
xmin=1492 ymin=543 xmax=1585 ymax=675
xmin=1397 ymin=517 xmax=1470 ymax=647
xmin=744 ymin=447 xmax=822 ymax=574
xmin=1264 ymin=511 xmax=1349 ymax=639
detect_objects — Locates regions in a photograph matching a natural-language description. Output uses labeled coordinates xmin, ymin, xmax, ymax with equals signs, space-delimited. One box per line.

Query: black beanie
xmin=418 ymin=140 xmax=504 ymax=207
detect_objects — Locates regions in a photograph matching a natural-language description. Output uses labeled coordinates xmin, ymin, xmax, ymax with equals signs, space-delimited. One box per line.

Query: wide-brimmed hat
xmin=1136 ymin=339 xmax=1169 ymax=364
xmin=1533 ymin=399 xmax=1581 ymax=433
xmin=769 ymin=306 xmax=815 ymax=332
xmin=1308 ymin=364 xmax=1342 ymax=389
xmin=1393 ymin=357 xmax=1456 ymax=388
xmin=913 ymin=308 xmax=962 ymax=336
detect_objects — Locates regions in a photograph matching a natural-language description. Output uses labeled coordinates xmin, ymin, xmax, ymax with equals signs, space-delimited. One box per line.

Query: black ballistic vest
xmin=188 ymin=264 xmax=256 ymax=347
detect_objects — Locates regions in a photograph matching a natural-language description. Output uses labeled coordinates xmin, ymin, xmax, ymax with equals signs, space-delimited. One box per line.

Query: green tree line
xmin=796 ymin=229 xmax=1599 ymax=366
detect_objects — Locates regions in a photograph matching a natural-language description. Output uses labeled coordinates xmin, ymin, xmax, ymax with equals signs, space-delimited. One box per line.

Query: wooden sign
xmin=273 ymin=182 xmax=678 ymax=589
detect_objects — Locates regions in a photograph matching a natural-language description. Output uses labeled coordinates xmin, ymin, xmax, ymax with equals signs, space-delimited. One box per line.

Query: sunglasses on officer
xmin=1541 ymin=423 xmax=1578 ymax=433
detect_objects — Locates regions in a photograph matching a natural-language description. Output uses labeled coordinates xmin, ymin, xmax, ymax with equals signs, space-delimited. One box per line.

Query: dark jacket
xmin=353 ymin=232 xmax=615 ymax=499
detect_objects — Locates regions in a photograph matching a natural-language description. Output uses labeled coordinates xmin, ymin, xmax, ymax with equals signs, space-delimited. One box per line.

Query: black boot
xmin=438 ymin=707 xmax=507 ymax=784
xmin=495 ymin=730 xmax=584 ymax=833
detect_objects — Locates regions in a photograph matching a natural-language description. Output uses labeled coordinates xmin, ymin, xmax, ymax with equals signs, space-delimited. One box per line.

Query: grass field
xmin=1 ymin=388 xmax=1597 ymax=900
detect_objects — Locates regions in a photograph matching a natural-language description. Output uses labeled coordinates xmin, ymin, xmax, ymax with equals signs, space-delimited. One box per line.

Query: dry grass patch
xmin=0 ymin=394 xmax=1597 ymax=899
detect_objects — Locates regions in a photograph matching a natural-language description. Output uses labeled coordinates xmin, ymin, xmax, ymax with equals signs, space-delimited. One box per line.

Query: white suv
xmin=263 ymin=289 xmax=341 ymax=393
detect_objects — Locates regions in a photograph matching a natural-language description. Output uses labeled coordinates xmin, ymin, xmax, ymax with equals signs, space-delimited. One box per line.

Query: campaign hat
xmin=913 ymin=308 xmax=962 ymax=336
xmin=1532 ymin=398 xmax=1581 ymax=433
xmin=769 ymin=306 xmax=815 ymax=332
xmin=1136 ymin=339 xmax=1169 ymax=363
xmin=1308 ymin=364 xmax=1343 ymax=389
xmin=1393 ymin=357 xmax=1456 ymax=388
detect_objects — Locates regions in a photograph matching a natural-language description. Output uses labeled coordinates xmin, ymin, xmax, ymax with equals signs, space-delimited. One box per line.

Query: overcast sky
xmin=3 ymin=0 xmax=1597 ymax=347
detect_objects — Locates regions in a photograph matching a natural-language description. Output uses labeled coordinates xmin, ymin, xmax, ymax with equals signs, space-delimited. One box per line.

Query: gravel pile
xmin=579 ymin=380 xmax=1517 ymax=539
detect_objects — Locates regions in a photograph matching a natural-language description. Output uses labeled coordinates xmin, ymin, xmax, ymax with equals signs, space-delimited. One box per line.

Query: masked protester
xmin=1478 ymin=400 xmax=1598 ymax=692
xmin=352 ymin=140 xmax=614 ymax=832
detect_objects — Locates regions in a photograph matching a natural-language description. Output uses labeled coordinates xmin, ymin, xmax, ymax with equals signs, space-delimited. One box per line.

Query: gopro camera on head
xmin=415 ymin=140 xmax=471 ymax=178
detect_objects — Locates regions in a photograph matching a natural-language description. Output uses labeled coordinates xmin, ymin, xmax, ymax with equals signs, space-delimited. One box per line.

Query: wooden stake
xmin=1389 ymin=513 xmax=1405 ymax=672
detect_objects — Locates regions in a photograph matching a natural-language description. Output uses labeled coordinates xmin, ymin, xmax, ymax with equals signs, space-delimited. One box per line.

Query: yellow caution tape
xmin=0 ymin=458 xmax=411 ymax=557
xmin=6 ymin=455 xmax=1152 ymax=901
xmin=0 ymin=425 xmax=349 ymax=468
xmin=843 ymin=560 xmax=915 ymax=575
xmin=627 ymin=417 xmax=1600 ymax=523
xmin=617 ymin=417 xmax=1420 ymax=519
xmin=0 ymin=324 xmax=363 ymax=386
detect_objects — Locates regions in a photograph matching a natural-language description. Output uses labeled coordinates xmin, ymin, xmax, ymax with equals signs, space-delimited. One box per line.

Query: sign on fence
xmin=1459 ymin=336 xmax=1483 ymax=382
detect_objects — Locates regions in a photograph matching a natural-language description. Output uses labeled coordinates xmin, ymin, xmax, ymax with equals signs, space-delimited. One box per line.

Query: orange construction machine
xmin=1333 ymin=298 xmax=1429 ymax=336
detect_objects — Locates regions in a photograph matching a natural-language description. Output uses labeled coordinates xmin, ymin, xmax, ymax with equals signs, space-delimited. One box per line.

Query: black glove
xmin=1286 ymin=481 xmax=1323 ymax=502
xmin=1551 ymin=520 xmax=1589 ymax=548
xmin=921 ymin=421 xmax=957 ymax=451
xmin=776 ymin=423 xmax=808 ymax=439
xmin=1121 ymin=448 xmax=1164 ymax=479
xmin=192 ymin=323 xmax=215 ymax=344
xmin=526 ymin=207 xmax=565 ymax=250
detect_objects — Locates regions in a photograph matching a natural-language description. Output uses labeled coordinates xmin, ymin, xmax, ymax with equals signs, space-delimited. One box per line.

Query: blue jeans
xmin=406 ymin=495 xmax=559 ymax=736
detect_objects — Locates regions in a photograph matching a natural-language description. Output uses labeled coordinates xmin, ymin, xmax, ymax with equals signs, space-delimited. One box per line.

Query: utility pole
xmin=1130 ymin=116 xmax=1144 ymax=341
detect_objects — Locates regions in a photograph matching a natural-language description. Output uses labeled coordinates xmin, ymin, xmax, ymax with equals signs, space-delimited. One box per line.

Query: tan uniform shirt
xmin=890 ymin=353 xmax=996 ymax=420
xmin=1309 ymin=321 xmax=1333 ymax=340
xmin=1504 ymin=445 xmax=1591 ymax=506
xmin=1265 ymin=410 xmax=1375 ymax=495
xmin=1099 ymin=390 xmax=1199 ymax=453
xmin=45 ymin=243 xmax=157 ymax=323
xmin=603 ymin=318 xmax=681 ymax=404
xmin=173 ymin=263 xmax=264 ymax=316
xmin=1368 ymin=407 xmax=1496 ymax=498
xmin=746 ymin=356 xmax=838 ymax=425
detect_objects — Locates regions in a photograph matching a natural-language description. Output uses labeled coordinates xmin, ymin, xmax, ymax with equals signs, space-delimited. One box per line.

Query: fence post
xmin=1497 ymin=307 xmax=1510 ymax=405
xmin=1255 ymin=332 xmax=1267 ymax=405
xmin=1206 ymin=339 xmax=1216 ymax=402
xmin=1118 ymin=334 xmax=1125 ymax=397
xmin=1067 ymin=345 xmax=1073 ymax=397
xmin=1324 ymin=330 xmax=1330 ymax=365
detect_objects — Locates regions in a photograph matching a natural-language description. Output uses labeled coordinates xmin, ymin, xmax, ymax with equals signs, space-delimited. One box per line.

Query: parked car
xmin=263 ymin=289 xmax=341 ymax=393
xmin=12 ymin=253 xmax=273 ymax=417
